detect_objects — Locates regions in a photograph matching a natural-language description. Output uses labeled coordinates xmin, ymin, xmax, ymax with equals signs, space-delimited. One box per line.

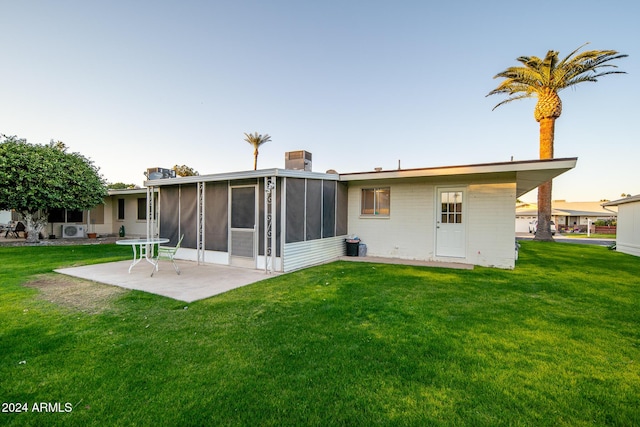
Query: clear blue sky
xmin=2 ymin=0 xmax=638 ymax=202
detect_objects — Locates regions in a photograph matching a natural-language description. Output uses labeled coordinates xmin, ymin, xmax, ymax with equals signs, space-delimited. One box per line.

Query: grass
xmin=558 ymin=233 xmax=616 ymax=239
xmin=1 ymin=242 xmax=638 ymax=426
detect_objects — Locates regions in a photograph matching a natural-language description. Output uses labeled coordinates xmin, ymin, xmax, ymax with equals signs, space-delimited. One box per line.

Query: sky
xmin=2 ymin=0 xmax=638 ymax=202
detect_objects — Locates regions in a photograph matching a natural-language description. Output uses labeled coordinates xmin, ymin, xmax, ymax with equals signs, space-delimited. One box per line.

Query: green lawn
xmin=1 ymin=242 xmax=638 ymax=426
xmin=558 ymin=233 xmax=616 ymax=239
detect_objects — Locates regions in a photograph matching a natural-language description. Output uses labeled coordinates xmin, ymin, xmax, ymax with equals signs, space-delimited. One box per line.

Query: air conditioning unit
xmin=285 ymin=150 xmax=312 ymax=171
xmin=61 ymin=224 xmax=85 ymax=238
xmin=146 ymin=167 xmax=176 ymax=180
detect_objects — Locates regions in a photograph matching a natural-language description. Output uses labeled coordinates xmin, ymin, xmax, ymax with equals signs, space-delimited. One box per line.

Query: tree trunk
xmin=536 ymin=180 xmax=554 ymax=241
xmin=534 ymin=117 xmax=556 ymax=241
xmin=253 ymin=148 xmax=259 ymax=170
xmin=21 ymin=210 xmax=47 ymax=244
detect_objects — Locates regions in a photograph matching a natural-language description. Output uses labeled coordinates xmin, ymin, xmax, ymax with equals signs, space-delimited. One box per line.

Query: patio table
xmin=116 ymin=238 xmax=170 ymax=273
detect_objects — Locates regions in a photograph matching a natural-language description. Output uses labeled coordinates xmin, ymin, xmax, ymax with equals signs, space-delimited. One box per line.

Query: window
xmin=361 ymin=187 xmax=390 ymax=216
xmin=66 ymin=209 xmax=83 ymax=222
xmin=48 ymin=208 xmax=84 ymax=223
xmin=118 ymin=199 xmax=125 ymax=220
xmin=89 ymin=204 xmax=105 ymax=225
xmin=48 ymin=208 xmax=66 ymax=223
xmin=137 ymin=198 xmax=146 ymax=220
xmin=441 ymin=191 xmax=462 ymax=223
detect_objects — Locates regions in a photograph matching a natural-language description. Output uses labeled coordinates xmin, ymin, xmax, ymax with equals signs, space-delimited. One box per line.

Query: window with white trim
xmin=361 ymin=187 xmax=390 ymax=216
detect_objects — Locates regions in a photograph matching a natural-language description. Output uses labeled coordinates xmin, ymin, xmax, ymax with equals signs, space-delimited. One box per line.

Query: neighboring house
xmin=603 ymin=195 xmax=640 ymax=257
xmin=144 ymin=155 xmax=577 ymax=270
xmin=46 ymin=188 xmax=152 ymax=239
xmin=94 ymin=188 xmax=156 ymax=238
xmin=515 ymin=200 xmax=617 ymax=233
xmin=0 ymin=209 xmax=13 ymax=225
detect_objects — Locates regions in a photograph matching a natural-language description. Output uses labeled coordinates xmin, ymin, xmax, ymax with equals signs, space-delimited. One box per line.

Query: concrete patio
xmin=54 ymin=255 xmax=472 ymax=303
xmin=55 ymin=259 xmax=277 ymax=303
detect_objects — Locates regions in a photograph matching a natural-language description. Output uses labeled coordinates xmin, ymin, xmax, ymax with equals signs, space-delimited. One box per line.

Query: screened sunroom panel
xmin=179 ymin=184 xmax=198 ymax=249
xmin=205 ymin=181 xmax=228 ymax=252
xmin=306 ymin=179 xmax=322 ymax=241
xmin=159 ymin=186 xmax=180 ymax=246
xmin=285 ymin=178 xmax=305 ymax=243
xmin=322 ymin=181 xmax=336 ymax=238
xmin=336 ymin=181 xmax=348 ymax=236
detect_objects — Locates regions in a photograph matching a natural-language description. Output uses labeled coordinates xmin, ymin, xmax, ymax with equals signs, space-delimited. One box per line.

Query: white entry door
xmin=436 ymin=189 xmax=466 ymax=258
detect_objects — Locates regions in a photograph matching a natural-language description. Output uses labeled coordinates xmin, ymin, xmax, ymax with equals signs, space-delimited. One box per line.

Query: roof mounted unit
xmin=146 ymin=167 xmax=176 ymax=180
xmin=285 ymin=150 xmax=312 ymax=171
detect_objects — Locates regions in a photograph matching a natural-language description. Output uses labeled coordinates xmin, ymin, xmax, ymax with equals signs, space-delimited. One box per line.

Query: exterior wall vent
xmin=285 ymin=151 xmax=312 ymax=171
xmin=146 ymin=167 xmax=176 ymax=180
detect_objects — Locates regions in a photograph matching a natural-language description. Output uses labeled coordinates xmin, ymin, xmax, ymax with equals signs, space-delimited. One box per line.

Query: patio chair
xmin=151 ymin=234 xmax=184 ymax=277
xmin=5 ymin=221 xmax=25 ymax=238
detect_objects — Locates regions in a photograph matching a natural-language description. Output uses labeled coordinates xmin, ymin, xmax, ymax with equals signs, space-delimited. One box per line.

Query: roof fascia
xmin=144 ymin=168 xmax=340 ymax=187
xmin=603 ymin=194 xmax=640 ymax=206
xmin=339 ymin=158 xmax=577 ymax=181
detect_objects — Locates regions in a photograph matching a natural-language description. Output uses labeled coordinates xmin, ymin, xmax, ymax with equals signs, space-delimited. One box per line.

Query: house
xmin=144 ymin=155 xmax=577 ymax=271
xmin=46 ymin=188 xmax=152 ymax=239
xmin=0 ymin=209 xmax=14 ymax=225
xmin=603 ymin=195 xmax=640 ymax=257
xmin=515 ymin=200 xmax=617 ymax=233
xmin=341 ymin=158 xmax=576 ymax=269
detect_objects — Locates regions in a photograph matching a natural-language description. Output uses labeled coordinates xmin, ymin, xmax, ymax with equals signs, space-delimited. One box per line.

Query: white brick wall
xmin=348 ymin=179 xmax=517 ymax=269
xmin=616 ymin=202 xmax=640 ymax=257
xmin=466 ymin=182 xmax=517 ymax=269
xmin=348 ymin=181 xmax=434 ymax=260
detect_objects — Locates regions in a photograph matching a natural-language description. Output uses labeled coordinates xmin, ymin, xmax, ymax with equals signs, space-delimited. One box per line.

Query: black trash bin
xmin=345 ymin=239 xmax=360 ymax=256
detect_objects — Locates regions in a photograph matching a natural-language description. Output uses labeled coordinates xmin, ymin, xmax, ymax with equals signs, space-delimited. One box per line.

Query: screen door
xmin=230 ymin=186 xmax=256 ymax=267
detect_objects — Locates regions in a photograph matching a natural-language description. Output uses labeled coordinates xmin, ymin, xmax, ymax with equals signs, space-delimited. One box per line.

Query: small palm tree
xmin=244 ymin=132 xmax=272 ymax=170
xmin=487 ymin=44 xmax=627 ymax=241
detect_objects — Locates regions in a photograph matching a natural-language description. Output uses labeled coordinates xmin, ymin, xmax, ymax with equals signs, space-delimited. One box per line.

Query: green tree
xmin=487 ymin=44 xmax=627 ymax=241
xmin=107 ymin=182 xmax=139 ymax=190
xmin=172 ymin=164 xmax=199 ymax=177
xmin=0 ymin=135 xmax=107 ymax=243
xmin=243 ymin=132 xmax=271 ymax=170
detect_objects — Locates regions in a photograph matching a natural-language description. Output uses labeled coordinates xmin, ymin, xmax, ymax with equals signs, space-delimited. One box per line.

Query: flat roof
xmin=603 ymin=194 xmax=640 ymax=207
xmin=340 ymin=157 xmax=578 ymax=198
xmin=143 ymin=168 xmax=339 ymax=187
xmin=143 ymin=158 xmax=577 ymax=198
xmin=107 ymin=187 xmax=152 ymax=196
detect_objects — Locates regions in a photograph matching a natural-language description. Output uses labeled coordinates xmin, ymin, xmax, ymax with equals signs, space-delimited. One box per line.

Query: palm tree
xmin=243 ymin=132 xmax=272 ymax=170
xmin=487 ymin=44 xmax=627 ymax=241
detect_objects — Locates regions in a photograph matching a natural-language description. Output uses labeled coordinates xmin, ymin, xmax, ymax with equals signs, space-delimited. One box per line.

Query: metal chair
xmin=5 ymin=221 xmax=25 ymax=238
xmin=151 ymin=235 xmax=184 ymax=277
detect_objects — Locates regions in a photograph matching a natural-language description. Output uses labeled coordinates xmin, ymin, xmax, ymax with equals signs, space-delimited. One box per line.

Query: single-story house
xmin=603 ymin=195 xmax=640 ymax=257
xmin=36 ymin=187 xmax=152 ymax=239
xmin=515 ymin=200 xmax=618 ymax=233
xmin=143 ymin=155 xmax=577 ymax=270
xmin=0 ymin=209 xmax=12 ymax=225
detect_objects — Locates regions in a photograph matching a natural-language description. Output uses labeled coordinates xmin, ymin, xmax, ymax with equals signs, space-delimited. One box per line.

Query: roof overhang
xmin=107 ymin=188 xmax=153 ymax=196
xmin=144 ymin=168 xmax=340 ymax=187
xmin=339 ymin=157 xmax=578 ymax=198
xmin=141 ymin=158 xmax=577 ymax=198
xmin=603 ymin=194 xmax=640 ymax=207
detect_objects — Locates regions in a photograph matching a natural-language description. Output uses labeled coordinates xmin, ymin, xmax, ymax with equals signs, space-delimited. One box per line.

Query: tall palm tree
xmin=244 ymin=132 xmax=272 ymax=170
xmin=487 ymin=44 xmax=627 ymax=241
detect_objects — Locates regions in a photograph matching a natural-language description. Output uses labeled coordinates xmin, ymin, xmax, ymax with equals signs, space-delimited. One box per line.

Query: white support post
xmin=197 ymin=182 xmax=205 ymax=265
xmin=146 ymin=185 xmax=155 ymax=240
xmin=264 ymin=176 xmax=276 ymax=274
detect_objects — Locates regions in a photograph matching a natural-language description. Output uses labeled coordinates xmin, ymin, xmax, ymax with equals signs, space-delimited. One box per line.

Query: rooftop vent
xmin=285 ymin=150 xmax=312 ymax=171
xmin=146 ymin=167 xmax=176 ymax=180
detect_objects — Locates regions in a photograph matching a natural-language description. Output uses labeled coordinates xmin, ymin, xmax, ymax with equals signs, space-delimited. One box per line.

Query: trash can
xmin=358 ymin=243 xmax=367 ymax=257
xmin=345 ymin=239 xmax=360 ymax=256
